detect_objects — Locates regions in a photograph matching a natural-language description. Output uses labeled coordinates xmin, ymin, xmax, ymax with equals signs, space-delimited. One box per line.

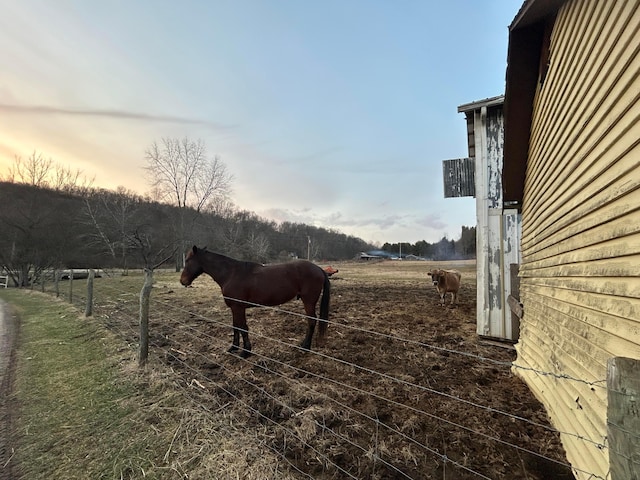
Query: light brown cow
xmin=427 ymin=269 xmax=461 ymax=306
xmin=323 ymin=266 xmax=339 ymax=277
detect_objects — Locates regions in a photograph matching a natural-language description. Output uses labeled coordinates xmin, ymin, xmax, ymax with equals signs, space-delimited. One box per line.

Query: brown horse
xmin=180 ymin=246 xmax=330 ymax=358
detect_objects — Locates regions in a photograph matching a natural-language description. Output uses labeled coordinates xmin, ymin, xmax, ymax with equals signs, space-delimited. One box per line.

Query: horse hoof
xmin=228 ymin=345 xmax=239 ymax=353
xmin=240 ymin=349 xmax=252 ymax=359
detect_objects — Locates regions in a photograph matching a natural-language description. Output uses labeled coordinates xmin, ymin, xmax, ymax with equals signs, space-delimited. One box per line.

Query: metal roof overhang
xmin=458 ymin=95 xmax=505 ymax=114
xmin=502 ymin=0 xmax=566 ymax=207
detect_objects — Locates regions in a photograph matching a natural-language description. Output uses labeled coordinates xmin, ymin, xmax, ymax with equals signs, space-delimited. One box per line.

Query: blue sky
xmin=0 ymin=1 xmax=520 ymax=245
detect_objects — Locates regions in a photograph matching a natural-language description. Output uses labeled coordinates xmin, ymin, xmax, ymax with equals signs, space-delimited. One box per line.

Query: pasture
xmin=88 ymin=259 xmax=572 ymax=479
xmin=0 ymin=261 xmax=573 ymax=480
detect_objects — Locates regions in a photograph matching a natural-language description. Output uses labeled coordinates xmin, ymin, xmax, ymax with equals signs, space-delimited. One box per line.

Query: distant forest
xmin=0 ymin=179 xmax=475 ymax=286
xmin=0 ymin=144 xmax=475 ymax=286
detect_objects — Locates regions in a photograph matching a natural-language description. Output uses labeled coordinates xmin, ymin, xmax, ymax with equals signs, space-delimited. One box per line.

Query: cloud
xmin=258 ymin=207 xmax=315 ymax=225
xmin=416 ymin=213 xmax=447 ymax=230
xmin=274 ymin=147 xmax=344 ymax=165
xmin=258 ymin=207 xmax=415 ymax=232
xmin=0 ymin=103 xmax=235 ymax=130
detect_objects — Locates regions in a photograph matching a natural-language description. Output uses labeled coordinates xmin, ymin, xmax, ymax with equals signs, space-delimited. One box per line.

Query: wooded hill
xmin=0 ymin=181 xmax=475 ymax=286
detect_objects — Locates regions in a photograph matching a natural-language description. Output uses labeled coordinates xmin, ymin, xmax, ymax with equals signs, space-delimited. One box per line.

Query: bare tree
xmin=82 ymin=187 xmax=141 ymax=271
xmin=53 ymin=164 xmax=94 ymax=194
xmin=7 ymin=151 xmax=53 ymax=187
xmin=144 ymin=137 xmax=233 ymax=268
xmin=145 ymin=137 xmax=232 ymax=212
xmin=0 ymin=182 xmax=79 ymax=286
xmin=4 ymin=151 xmax=93 ymax=193
xmin=245 ymin=232 xmax=270 ymax=263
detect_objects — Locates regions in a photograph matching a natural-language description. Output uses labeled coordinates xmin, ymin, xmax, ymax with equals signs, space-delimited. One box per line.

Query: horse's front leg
xmin=230 ymin=307 xmax=252 ymax=358
xmin=228 ymin=328 xmax=240 ymax=353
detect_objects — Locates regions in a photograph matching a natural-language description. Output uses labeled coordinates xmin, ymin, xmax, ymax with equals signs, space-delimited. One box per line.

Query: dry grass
xmin=1 ymin=260 xmax=573 ymax=479
xmin=0 ymin=289 xmax=304 ymax=480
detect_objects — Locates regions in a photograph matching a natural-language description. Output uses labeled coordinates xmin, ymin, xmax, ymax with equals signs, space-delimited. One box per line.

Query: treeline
xmin=381 ymin=226 xmax=476 ymax=260
xmin=0 ymin=181 xmax=375 ymax=286
xmin=0 ymin=178 xmax=476 ymax=286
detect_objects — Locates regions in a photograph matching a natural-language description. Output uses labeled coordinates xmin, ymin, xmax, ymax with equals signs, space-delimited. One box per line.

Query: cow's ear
xmin=192 ymin=245 xmax=198 ymax=254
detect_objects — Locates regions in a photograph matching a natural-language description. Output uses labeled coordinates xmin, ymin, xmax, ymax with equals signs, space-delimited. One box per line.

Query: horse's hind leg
xmin=299 ymin=301 xmax=317 ymax=350
xmin=300 ymin=319 xmax=316 ymax=350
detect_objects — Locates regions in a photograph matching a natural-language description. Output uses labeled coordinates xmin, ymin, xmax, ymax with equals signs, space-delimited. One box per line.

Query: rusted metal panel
xmin=480 ymin=208 xmax=522 ymax=342
xmin=502 ymin=210 xmax=521 ymax=340
xmin=507 ymin=295 xmax=523 ymax=318
xmin=486 ymin=108 xmax=505 ymax=209
xmin=442 ymin=157 xmax=475 ymax=198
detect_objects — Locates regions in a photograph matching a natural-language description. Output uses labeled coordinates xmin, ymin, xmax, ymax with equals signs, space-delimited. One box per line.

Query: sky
xmin=0 ymin=0 xmax=520 ymax=246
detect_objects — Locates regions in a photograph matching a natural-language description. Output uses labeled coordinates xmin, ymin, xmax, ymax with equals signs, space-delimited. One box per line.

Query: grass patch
xmin=0 ymin=288 xmax=300 ymax=480
xmin=2 ymin=289 xmax=164 ymax=478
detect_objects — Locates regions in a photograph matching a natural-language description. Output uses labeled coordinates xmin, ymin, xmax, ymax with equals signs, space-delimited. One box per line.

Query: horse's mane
xmin=200 ymin=248 xmax=261 ymax=273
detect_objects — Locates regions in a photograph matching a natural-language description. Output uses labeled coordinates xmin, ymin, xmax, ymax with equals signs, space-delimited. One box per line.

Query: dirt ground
xmin=137 ymin=260 xmax=573 ymax=480
xmin=1 ymin=260 xmax=574 ymax=479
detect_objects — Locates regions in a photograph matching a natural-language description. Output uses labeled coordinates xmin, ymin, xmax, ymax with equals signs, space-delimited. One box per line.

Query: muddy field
xmin=99 ymin=260 xmax=572 ymax=479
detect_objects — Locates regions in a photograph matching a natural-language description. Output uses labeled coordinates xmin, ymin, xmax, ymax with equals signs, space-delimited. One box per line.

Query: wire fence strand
xmin=34 ymin=271 xmax=614 ymax=480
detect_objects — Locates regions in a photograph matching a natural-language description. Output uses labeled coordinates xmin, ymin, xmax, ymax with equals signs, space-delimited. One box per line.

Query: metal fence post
xmin=607 ymin=356 xmax=640 ymax=479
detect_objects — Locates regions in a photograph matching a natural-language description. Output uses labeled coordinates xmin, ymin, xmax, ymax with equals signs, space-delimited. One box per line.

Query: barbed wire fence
xmin=30 ymin=268 xmax=638 ymax=480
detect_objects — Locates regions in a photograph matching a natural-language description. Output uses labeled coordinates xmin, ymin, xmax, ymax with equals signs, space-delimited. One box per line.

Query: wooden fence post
xmin=607 ymin=356 xmax=640 ymax=480
xmin=68 ymin=269 xmax=74 ymax=304
xmin=138 ymin=268 xmax=153 ymax=367
xmin=85 ymin=269 xmax=95 ymax=317
xmin=54 ymin=269 xmax=60 ymax=298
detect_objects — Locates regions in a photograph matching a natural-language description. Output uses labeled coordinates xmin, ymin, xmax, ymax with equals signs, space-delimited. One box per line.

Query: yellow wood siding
xmin=514 ymin=1 xmax=640 ymax=479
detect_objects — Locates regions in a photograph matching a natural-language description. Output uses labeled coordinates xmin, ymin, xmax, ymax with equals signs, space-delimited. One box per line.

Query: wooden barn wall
xmin=472 ymin=105 xmax=518 ymax=340
xmin=442 ymin=157 xmax=475 ymax=198
xmin=514 ymin=1 xmax=640 ymax=478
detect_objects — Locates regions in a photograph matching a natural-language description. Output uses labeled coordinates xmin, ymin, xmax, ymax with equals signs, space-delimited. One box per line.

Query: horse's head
xmin=180 ymin=245 xmax=205 ymax=286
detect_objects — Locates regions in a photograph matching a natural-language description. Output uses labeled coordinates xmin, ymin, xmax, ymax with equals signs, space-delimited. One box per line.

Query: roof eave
xmin=457 ymin=95 xmax=505 ymax=114
xmin=502 ymin=0 xmax=567 ymax=206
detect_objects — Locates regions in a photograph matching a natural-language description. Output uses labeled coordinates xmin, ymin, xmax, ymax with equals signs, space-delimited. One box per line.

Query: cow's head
xmin=324 ymin=266 xmax=338 ymax=276
xmin=427 ymin=269 xmax=444 ymax=285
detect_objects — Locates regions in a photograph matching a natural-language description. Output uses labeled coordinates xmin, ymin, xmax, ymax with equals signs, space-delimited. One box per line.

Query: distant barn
xmin=443 ymin=95 xmax=521 ymax=343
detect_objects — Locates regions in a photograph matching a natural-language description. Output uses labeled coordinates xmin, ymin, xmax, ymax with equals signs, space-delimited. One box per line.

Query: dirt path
xmin=0 ymin=300 xmax=18 ymax=480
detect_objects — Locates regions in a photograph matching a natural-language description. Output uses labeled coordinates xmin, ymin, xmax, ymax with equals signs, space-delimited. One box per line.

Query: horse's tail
xmin=318 ymin=273 xmax=330 ymax=343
